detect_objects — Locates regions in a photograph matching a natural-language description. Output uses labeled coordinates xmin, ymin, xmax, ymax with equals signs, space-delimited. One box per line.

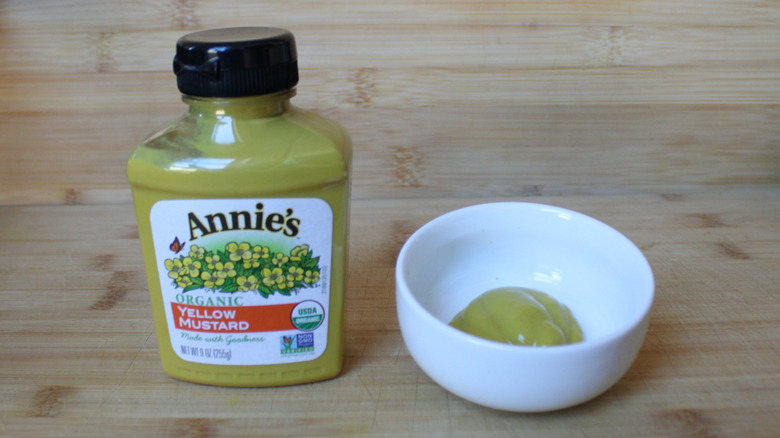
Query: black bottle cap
xmin=173 ymin=27 xmax=299 ymax=97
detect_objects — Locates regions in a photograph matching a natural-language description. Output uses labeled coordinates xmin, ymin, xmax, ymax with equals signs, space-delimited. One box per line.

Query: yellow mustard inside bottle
xmin=450 ymin=287 xmax=583 ymax=346
xmin=126 ymin=27 xmax=351 ymax=386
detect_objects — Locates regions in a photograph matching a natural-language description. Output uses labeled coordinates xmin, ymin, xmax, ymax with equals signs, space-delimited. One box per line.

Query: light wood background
xmin=1 ymin=1 xmax=778 ymax=437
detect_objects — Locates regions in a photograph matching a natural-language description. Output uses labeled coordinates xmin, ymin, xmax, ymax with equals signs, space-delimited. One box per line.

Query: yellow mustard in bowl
xmin=449 ymin=287 xmax=583 ymax=346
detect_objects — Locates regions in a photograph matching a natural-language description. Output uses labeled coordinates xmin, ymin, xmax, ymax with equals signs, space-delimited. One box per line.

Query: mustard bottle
xmin=127 ymin=27 xmax=351 ymax=386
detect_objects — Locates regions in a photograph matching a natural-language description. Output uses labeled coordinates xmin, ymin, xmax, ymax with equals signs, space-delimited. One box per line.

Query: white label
xmin=149 ymin=198 xmax=333 ymax=366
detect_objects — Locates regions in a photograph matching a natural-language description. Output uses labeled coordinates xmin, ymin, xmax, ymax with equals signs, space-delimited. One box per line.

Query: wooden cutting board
xmin=0 ymin=0 xmax=778 ymax=205
xmin=1 ymin=191 xmax=779 ymax=436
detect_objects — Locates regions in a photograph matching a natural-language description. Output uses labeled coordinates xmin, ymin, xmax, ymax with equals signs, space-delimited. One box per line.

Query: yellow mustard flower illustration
xmin=180 ymin=257 xmax=201 ymax=278
xmin=290 ymin=244 xmax=309 ymax=262
xmin=288 ymin=266 xmax=304 ymax=282
xmin=244 ymin=251 xmax=259 ymax=268
xmin=165 ymin=258 xmax=186 ymax=279
xmin=243 ymin=245 xmax=270 ymax=269
xmin=280 ymin=275 xmax=295 ymax=290
xmin=236 ymin=275 xmax=259 ymax=292
xmin=200 ymin=271 xmax=225 ymax=290
xmin=189 ymin=245 xmax=205 ymax=259
xmin=214 ymin=261 xmax=236 ymax=279
xmin=304 ymin=269 xmax=320 ymax=285
xmin=253 ymin=245 xmax=270 ymax=259
xmin=262 ymin=267 xmax=286 ymax=288
xmin=205 ymin=253 xmax=220 ymax=269
xmin=243 ymin=255 xmax=259 ymax=269
xmin=227 ymin=242 xmax=253 ymax=263
xmin=271 ymin=252 xmax=289 ymax=267
xmin=176 ymin=276 xmax=193 ymax=289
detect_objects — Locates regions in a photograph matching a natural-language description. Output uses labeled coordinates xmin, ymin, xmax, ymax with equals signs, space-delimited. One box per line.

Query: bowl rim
xmin=395 ymin=201 xmax=655 ymax=355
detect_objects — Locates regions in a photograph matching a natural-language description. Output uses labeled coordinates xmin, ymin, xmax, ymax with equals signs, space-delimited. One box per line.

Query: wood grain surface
xmin=0 ymin=0 xmax=778 ymax=436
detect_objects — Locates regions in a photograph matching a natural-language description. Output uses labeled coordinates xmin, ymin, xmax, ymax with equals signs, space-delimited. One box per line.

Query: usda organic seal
xmin=291 ymin=300 xmax=325 ymax=331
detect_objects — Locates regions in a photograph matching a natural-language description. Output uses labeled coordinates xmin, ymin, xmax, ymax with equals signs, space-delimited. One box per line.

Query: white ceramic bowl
xmin=395 ymin=202 xmax=654 ymax=412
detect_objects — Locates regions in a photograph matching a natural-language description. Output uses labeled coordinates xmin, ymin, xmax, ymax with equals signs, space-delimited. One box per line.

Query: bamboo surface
xmin=0 ymin=0 xmax=779 ymax=437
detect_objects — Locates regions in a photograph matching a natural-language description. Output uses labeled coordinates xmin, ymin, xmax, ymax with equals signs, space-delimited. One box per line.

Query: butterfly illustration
xmin=282 ymin=336 xmax=293 ymax=351
xmin=169 ymin=237 xmax=186 ymax=254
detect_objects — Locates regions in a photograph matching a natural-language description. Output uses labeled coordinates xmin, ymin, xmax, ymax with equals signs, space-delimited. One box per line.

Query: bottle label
xmin=149 ymin=198 xmax=332 ymax=366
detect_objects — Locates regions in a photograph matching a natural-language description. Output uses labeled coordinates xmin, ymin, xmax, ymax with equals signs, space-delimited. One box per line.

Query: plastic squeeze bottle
xmin=127 ymin=27 xmax=351 ymax=386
